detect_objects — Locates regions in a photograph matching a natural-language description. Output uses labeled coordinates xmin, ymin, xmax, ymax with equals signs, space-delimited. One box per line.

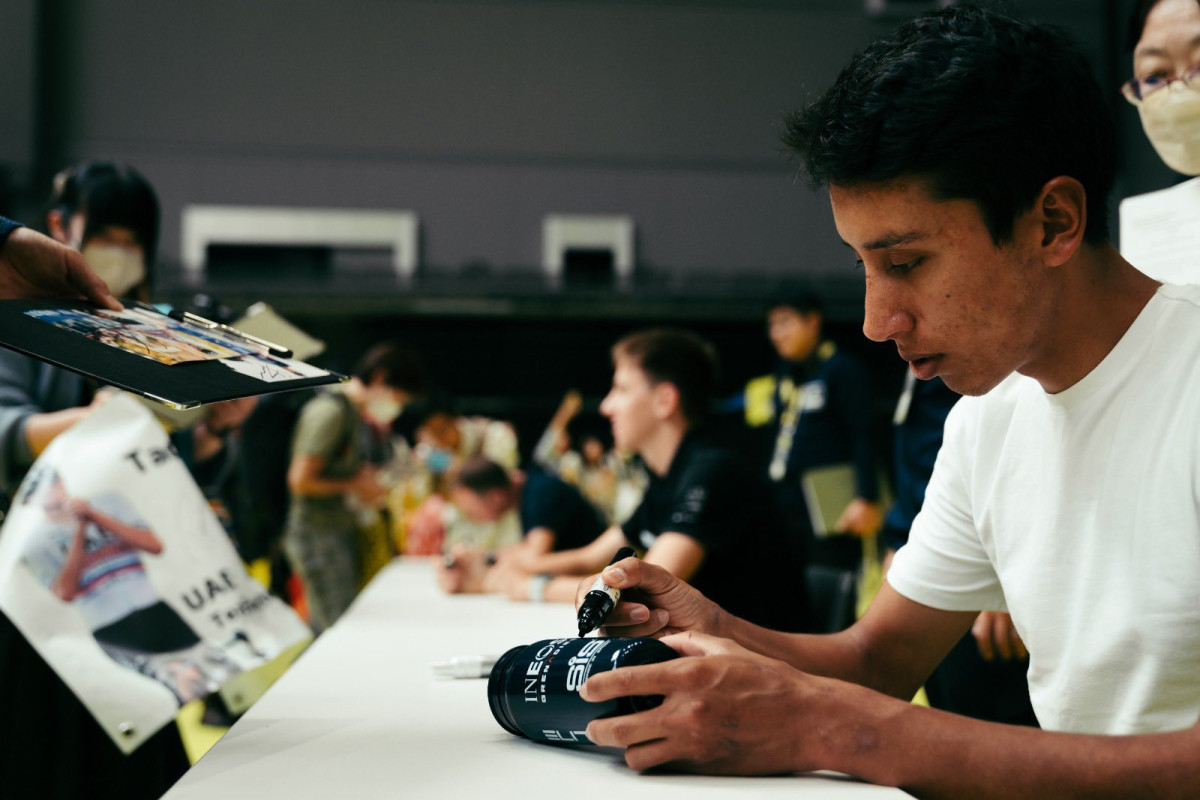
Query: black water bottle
xmin=488 ymin=637 xmax=679 ymax=745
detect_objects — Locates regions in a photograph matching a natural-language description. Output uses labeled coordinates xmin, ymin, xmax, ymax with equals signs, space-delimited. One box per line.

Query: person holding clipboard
xmin=0 ymin=162 xmax=193 ymax=799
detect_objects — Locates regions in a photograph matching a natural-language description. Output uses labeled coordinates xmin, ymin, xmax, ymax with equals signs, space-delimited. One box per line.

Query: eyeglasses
xmin=1121 ymin=64 xmax=1200 ymax=105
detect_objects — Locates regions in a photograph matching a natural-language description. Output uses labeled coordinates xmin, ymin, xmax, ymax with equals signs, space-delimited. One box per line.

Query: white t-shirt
xmin=889 ymin=283 xmax=1200 ymax=736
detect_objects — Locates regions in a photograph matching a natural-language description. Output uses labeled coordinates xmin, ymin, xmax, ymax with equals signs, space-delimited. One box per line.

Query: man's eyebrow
xmin=859 ymin=231 xmax=928 ymax=251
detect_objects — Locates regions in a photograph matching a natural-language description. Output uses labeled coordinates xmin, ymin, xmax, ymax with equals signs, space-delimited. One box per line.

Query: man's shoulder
xmin=1156 ymin=283 xmax=1200 ymax=320
xmin=672 ymin=438 xmax=747 ymax=489
xmin=525 ymin=467 xmax=574 ymax=499
xmin=822 ymin=346 xmax=870 ymax=377
xmin=298 ymin=392 xmax=349 ymax=423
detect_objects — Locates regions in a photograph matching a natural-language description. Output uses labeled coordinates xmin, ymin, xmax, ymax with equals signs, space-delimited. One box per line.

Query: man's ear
xmin=652 ymin=382 xmax=681 ymax=421
xmin=1034 ymin=176 xmax=1087 ymax=268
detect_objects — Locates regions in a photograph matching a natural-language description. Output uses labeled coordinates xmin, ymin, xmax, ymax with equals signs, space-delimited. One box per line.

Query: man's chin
xmin=940 ymin=371 xmax=1007 ymax=397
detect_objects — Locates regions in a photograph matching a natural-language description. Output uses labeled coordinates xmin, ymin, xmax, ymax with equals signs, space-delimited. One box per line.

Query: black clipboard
xmin=0 ymin=299 xmax=345 ymax=409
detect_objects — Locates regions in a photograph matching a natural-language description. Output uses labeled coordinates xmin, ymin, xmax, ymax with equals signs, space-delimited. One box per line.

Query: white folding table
xmin=163 ymin=558 xmax=903 ymax=799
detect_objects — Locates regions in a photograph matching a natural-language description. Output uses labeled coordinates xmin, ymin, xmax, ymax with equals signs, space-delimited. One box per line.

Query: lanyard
xmin=768 ymin=377 xmax=807 ymax=482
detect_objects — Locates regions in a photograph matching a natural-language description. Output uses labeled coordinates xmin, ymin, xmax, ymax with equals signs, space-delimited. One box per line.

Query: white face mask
xmin=1139 ymin=83 xmax=1200 ymax=176
xmin=365 ymin=395 xmax=403 ymax=426
xmin=81 ymin=244 xmax=147 ymax=296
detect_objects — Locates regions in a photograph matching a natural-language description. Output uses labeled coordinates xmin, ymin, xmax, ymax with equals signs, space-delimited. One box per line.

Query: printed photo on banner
xmin=25 ymin=306 xmax=258 ymax=365
xmin=17 ymin=465 xmax=250 ymax=705
xmin=0 ymin=395 xmax=311 ymax=753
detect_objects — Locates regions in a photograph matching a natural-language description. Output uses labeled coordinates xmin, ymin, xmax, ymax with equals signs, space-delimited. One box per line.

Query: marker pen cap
xmin=487 ymin=637 xmax=679 ymax=744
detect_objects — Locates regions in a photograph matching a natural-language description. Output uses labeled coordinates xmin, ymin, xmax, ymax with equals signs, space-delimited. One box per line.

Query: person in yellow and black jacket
xmin=745 ymin=287 xmax=883 ymax=572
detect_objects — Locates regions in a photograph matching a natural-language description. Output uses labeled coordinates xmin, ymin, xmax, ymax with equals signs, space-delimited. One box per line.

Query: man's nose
xmin=862 ymin=279 xmax=913 ymax=342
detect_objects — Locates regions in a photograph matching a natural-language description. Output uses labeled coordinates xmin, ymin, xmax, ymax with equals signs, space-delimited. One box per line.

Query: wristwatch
xmin=528 ymin=573 xmax=551 ymax=603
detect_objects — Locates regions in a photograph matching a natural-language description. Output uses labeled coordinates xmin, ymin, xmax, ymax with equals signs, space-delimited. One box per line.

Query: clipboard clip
xmin=168 ymin=309 xmax=294 ymax=359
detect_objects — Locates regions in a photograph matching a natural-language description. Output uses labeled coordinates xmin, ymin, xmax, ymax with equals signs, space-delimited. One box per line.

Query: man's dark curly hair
xmin=783 ymin=5 xmax=1116 ymax=245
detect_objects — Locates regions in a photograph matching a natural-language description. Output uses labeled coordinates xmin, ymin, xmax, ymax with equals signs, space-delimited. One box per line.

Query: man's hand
xmin=435 ymin=546 xmax=494 ymax=594
xmin=0 ymin=227 xmax=121 ymax=309
xmin=66 ymin=497 xmax=93 ymax=521
xmin=835 ymin=497 xmax=882 ymax=537
xmin=349 ymin=466 xmax=389 ymax=506
xmin=583 ymin=632 xmax=832 ymax=775
xmin=972 ymin=611 xmax=1027 ymax=661
xmin=574 ymin=557 xmax=727 ymax=638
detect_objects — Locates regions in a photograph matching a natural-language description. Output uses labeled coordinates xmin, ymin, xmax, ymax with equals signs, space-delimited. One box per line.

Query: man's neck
xmin=638 ymin=421 xmax=688 ymax=477
xmin=784 ymin=343 xmax=819 ymax=368
xmin=1023 ymin=246 xmax=1159 ymax=395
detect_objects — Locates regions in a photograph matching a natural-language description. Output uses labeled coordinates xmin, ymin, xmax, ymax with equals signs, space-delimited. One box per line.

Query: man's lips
xmin=899 ymin=351 xmax=943 ymax=379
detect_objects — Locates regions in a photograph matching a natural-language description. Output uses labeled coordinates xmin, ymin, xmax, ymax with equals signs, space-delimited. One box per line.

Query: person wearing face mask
xmin=1120 ymin=0 xmax=1200 ymax=283
xmin=0 ymin=166 xmax=195 ymax=797
xmin=0 ymin=162 xmax=159 ymax=504
xmin=284 ymin=342 xmax=428 ymax=635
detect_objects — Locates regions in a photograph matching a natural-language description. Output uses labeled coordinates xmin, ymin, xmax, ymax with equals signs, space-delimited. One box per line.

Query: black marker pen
xmin=576 ymin=547 xmax=636 ymax=637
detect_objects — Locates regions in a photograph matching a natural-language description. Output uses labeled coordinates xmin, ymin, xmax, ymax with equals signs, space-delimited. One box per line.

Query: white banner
xmin=0 ymin=394 xmax=311 ymax=753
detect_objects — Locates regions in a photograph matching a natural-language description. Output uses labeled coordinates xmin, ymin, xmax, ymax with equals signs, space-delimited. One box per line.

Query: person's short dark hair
xmin=408 ymin=395 xmax=459 ymax=430
xmin=612 ymin=328 xmax=719 ymax=425
xmin=453 ymin=457 xmax=512 ymax=494
xmin=766 ymin=283 xmax=825 ymax=317
xmin=353 ymin=341 xmax=429 ymax=396
xmin=47 ymin=161 xmax=161 ymax=267
xmin=783 ymin=6 xmax=1116 ymax=245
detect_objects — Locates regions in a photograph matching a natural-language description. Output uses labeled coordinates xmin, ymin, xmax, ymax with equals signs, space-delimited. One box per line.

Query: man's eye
xmin=889 ymin=257 xmax=923 ymax=274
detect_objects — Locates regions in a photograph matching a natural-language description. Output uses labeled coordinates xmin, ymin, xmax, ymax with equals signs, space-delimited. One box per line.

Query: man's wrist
xmin=528 ymin=573 xmax=551 ymax=603
xmin=712 ymin=603 xmax=742 ymax=640
xmin=812 ymin=679 xmax=915 ymax=788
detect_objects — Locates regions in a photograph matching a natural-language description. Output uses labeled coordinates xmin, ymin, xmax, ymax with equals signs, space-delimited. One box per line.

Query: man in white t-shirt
xmin=574 ymin=7 xmax=1200 ymax=796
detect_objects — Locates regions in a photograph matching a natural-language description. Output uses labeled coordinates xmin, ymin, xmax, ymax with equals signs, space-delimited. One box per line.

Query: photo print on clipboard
xmin=26 ymin=304 xmax=333 ymax=385
xmin=25 ymin=306 xmax=258 ymax=366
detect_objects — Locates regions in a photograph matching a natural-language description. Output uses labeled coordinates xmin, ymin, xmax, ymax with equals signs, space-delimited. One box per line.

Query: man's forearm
xmin=724 ymin=583 xmax=974 ymax=700
xmin=819 ymin=685 xmax=1200 ymax=799
xmin=721 ymin=617 xmax=883 ymax=690
xmin=50 ymin=527 xmax=88 ymax=601
xmin=519 ymin=547 xmax=604 ymax=577
xmin=87 ymin=509 xmax=162 ymax=553
xmin=24 ymin=407 xmax=90 ymax=457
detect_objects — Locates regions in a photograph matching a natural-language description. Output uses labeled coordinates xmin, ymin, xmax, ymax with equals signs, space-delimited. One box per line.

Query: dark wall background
xmin=2 ymin=0 xmax=1189 ymax=448
xmin=15 ymin=0 xmax=1136 ymax=277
